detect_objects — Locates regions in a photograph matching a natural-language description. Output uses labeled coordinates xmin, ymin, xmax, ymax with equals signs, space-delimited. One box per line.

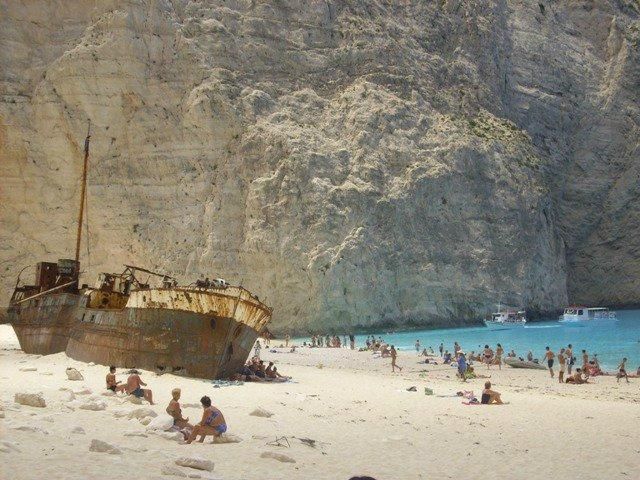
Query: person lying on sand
xmin=106 ymin=366 xmax=126 ymax=393
xmin=480 ymin=381 xmax=504 ymax=405
xmin=126 ymin=370 xmax=154 ymax=404
xmin=167 ymin=388 xmax=192 ymax=430
xmin=186 ymin=396 xmax=227 ymax=444
xmin=565 ymin=368 xmax=590 ymax=384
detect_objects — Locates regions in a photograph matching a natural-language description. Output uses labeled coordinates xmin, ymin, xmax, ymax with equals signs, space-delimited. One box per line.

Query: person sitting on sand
xmin=507 ymin=350 xmax=516 ymax=358
xmin=527 ymin=350 xmax=534 ymax=362
xmin=443 ymin=350 xmax=452 ymax=364
xmin=266 ymin=365 xmax=291 ymax=382
xmin=186 ymin=396 xmax=227 ymax=444
xmin=106 ymin=366 xmax=126 ymax=393
xmin=166 ymin=388 xmax=192 ymax=431
xmin=480 ymin=381 xmax=504 ymax=405
xmin=125 ymin=370 xmax=154 ymax=404
xmin=565 ymin=368 xmax=589 ymax=384
xmin=617 ymin=358 xmax=629 ymax=383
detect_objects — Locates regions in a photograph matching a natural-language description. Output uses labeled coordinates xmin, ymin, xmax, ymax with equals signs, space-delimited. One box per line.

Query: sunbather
xmin=125 ymin=370 xmax=154 ymax=404
xmin=106 ymin=366 xmax=126 ymax=393
xmin=166 ymin=388 xmax=192 ymax=430
xmin=565 ymin=368 xmax=589 ymax=384
xmin=186 ymin=396 xmax=227 ymax=444
xmin=480 ymin=381 xmax=504 ymax=405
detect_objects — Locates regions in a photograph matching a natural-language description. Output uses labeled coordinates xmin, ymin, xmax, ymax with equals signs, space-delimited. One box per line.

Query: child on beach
xmin=106 ymin=366 xmax=126 ymax=393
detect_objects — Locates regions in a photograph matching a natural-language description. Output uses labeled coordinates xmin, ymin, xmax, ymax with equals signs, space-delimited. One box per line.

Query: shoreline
xmin=2 ymin=325 xmax=639 ymax=480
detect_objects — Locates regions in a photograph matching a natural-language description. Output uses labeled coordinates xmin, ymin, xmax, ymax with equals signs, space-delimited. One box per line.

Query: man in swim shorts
xmin=126 ymin=370 xmax=154 ymax=404
xmin=617 ymin=358 xmax=629 ymax=383
xmin=566 ymin=344 xmax=574 ymax=375
xmin=544 ymin=346 xmax=555 ymax=378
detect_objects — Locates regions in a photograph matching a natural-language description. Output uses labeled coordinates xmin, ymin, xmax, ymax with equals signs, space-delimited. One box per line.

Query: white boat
xmin=483 ymin=309 xmax=527 ymax=329
xmin=559 ymin=306 xmax=616 ymax=322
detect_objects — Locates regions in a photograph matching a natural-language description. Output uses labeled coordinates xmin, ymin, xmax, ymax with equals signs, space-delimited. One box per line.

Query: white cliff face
xmin=1 ymin=1 xmax=638 ymax=332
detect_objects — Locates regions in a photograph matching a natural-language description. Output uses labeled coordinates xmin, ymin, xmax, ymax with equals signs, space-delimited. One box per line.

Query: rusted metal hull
xmin=7 ymin=293 xmax=80 ymax=354
xmin=66 ymin=287 xmax=271 ymax=379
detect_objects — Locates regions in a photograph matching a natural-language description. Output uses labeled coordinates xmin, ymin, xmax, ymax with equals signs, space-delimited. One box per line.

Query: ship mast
xmin=74 ymin=121 xmax=91 ymax=272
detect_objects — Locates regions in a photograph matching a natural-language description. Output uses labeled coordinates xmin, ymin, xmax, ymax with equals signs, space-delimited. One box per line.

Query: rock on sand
xmin=66 ymin=368 xmax=84 ymax=381
xmin=161 ymin=465 xmax=187 ymax=477
xmin=260 ymin=451 xmax=296 ymax=463
xmin=249 ymin=407 xmax=273 ymax=418
xmin=146 ymin=414 xmax=174 ymax=431
xmin=89 ymin=439 xmax=121 ymax=454
xmin=175 ymin=456 xmax=214 ymax=471
xmin=128 ymin=407 xmax=158 ymax=420
xmin=14 ymin=393 xmax=46 ymax=408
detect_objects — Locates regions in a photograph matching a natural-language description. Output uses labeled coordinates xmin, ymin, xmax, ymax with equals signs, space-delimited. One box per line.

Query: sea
xmin=309 ymin=309 xmax=640 ymax=371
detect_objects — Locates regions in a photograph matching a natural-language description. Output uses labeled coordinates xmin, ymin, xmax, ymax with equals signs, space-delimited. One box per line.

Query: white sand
xmin=1 ymin=325 xmax=638 ymax=480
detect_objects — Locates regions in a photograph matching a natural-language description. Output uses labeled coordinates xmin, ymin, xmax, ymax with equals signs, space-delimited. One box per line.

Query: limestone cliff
xmin=1 ymin=1 xmax=638 ymax=333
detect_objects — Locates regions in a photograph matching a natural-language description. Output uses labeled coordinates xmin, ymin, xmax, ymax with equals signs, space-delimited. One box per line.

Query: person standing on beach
xmin=349 ymin=334 xmax=355 ymax=350
xmin=566 ymin=344 xmax=574 ymax=375
xmin=454 ymin=342 xmax=461 ymax=356
xmin=557 ymin=348 xmax=566 ymax=383
xmin=254 ymin=340 xmax=262 ymax=358
xmin=582 ymin=349 xmax=589 ymax=370
xmin=457 ymin=351 xmax=468 ymax=382
xmin=617 ymin=358 xmax=629 ymax=383
xmin=415 ymin=340 xmax=421 ymax=353
xmin=439 ymin=343 xmax=444 ymax=357
xmin=285 ymin=334 xmax=290 ymax=347
xmin=496 ymin=343 xmax=504 ymax=370
xmin=390 ymin=345 xmax=403 ymax=372
xmin=544 ymin=346 xmax=555 ymax=378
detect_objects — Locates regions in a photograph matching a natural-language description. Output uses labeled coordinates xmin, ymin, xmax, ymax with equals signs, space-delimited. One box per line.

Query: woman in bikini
xmin=483 ymin=345 xmax=494 ymax=369
xmin=186 ymin=396 xmax=227 ymax=444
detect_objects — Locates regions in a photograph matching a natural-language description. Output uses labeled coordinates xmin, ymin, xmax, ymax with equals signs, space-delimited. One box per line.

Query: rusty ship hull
xmin=66 ymin=286 xmax=271 ymax=379
xmin=7 ymin=292 xmax=80 ymax=355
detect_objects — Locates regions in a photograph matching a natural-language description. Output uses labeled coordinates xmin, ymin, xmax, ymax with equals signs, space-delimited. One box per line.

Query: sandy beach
xmin=1 ymin=325 xmax=638 ymax=480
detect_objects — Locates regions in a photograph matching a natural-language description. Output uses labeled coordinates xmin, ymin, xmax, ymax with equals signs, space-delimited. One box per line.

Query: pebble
xmin=249 ymin=407 xmax=273 ymax=418
xmin=89 ymin=439 xmax=121 ymax=454
xmin=175 ymin=456 xmax=214 ymax=472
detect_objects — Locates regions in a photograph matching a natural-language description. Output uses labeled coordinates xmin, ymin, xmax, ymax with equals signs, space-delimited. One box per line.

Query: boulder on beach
xmin=14 ymin=393 xmax=46 ymax=408
xmin=72 ymin=388 xmax=92 ymax=396
xmin=79 ymin=400 xmax=107 ymax=411
xmin=212 ymin=433 xmax=242 ymax=444
xmin=128 ymin=407 xmax=157 ymax=420
xmin=66 ymin=368 xmax=84 ymax=381
xmin=161 ymin=465 xmax=187 ymax=477
xmin=124 ymin=395 xmax=143 ymax=405
xmin=260 ymin=451 xmax=296 ymax=463
xmin=249 ymin=407 xmax=273 ymax=418
xmin=71 ymin=426 xmax=86 ymax=434
xmin=146 ymin=414 xmax=174 ymax=431
xmin=89 ymin=439 xmax=121 ymax=454
xmin=175 ymin=456 xmax=214 ymax=471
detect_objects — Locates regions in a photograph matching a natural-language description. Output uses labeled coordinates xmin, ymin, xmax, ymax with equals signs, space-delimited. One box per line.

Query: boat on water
xmin=503 ymin=357 xmax=546 ymax=370
xmin=6 ymin=126 xmax=272 ymax=379
xmin=483 ymin=309 xmax=527 ymax=329
xmin=559 ymin=306 xmax=616 ymax=322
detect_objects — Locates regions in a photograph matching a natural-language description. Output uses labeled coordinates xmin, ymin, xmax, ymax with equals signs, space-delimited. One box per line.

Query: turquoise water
xmin=327 ymin=310 xmax=640 ymax=371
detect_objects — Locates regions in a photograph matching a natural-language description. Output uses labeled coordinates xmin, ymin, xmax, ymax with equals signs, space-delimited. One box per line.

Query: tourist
xmin=526 ymin=350 xmax=533 ymax=362
xmin=480 ymin=381 xmax=504 ymax=405
xmin=495 ymin=343 xmax=504 ymax=370
xmin=415 ymin=339 xmax=421 ymax=353
xmin=125 ymin=370 xmax=154 ymax=404
xmin=349 ymin=334 xmax=355 ymax=350
xmin=566 ymin=344 xmax=575 ymax=375
xmin=105 ymin=366 xmax=126 ymax=393
xmin=166 ymin=388 xmax=192 ymax=430
xmin=284 ymin=334 xmax=290 ymax=347
xmin=508 ymin=349 xmax=516 ymax=358
xmin=266 ymin=364 xmax=290 ymax=381
xmin=254 ymin=340 xmax=262 ymax=358
xmin=454 ymin=341 xmax=461 ymax=356
xmin=557 ymin=348 xmax=566 ymax=383
xmin=582 ymin=349 xmax=589 ymax=370
xmin=186 ymin=396 xmax=227 ymax=444
xmin=443 ymin=350 xmax=452 ymax=364
xmin=439 ymin=343 xmax=444 ymax=357
xmin=617 ymin=358 xmax=629 ymax=383
xmin=457 ymin=351 xmax=468 ymax=382
xmin=483 ymin=345 xmax=494 ymax=369
xmin=566 ymin=368 xmax=589 ymax=384
xmin=390 ymin=345 xmax=402 ymax=372
xmin=544 ymin=346 xmax=555 ymax=378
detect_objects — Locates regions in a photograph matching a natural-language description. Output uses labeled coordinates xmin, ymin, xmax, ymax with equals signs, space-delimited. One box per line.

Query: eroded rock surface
xmin=1 ymin=1 xmax=638 ymax=332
